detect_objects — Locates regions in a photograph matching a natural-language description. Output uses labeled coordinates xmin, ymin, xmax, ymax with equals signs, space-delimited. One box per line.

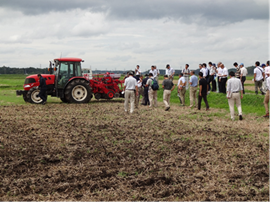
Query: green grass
xmin=0 ymin=74 xmax=266 ymax=116
xmin=0 ymin=74 xmax=25 ymax=90
xmin=157 ymin=87 xmax=265 ymax=116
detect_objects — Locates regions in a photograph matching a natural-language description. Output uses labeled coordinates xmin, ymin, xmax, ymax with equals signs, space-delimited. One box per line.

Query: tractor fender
xmin=63 ymin=77 xmax=91 ymax=91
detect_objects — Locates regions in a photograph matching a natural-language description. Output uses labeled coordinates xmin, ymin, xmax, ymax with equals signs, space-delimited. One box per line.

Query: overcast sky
xmin=0 ymin=0 xmax=269 ymax=71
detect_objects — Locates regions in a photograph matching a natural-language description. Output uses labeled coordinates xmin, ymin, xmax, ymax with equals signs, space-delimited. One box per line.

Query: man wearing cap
xmin=145 ymin=73 xmax=158 ymax=108
xmin=162 ymin=75 xmax=175 ymax=111
xmin=239 ymin=63 xmax=247 ymax=94
xmin=254 ymin=61 xmax=265 ymax=95
xmin=226 ymin=71 xmax=243 ymax=121
xmin=124 ymin=71 xmax=138 ymax=114
xmin=177 ymin=73 xmax=186 ymax=106
xmin=189 ymin=70 xmax=198 ymax=108
xmin=37 ymin=74 xmax=47 ymax=105
xmin=165 ymin=64 xmax=175 ymax=81
xmin=263 ymin=71 xmax=270 ymax=118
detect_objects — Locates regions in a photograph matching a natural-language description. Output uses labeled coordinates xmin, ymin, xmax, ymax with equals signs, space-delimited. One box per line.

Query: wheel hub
xmin=31 ymin=90 xmax=42 ymax=103
xmin=72 ymin=85 xmax=87 ymax=101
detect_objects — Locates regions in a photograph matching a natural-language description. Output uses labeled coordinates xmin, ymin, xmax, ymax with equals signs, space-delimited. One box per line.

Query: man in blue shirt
xmin=189 ymin=71 xmax=198 ymax=108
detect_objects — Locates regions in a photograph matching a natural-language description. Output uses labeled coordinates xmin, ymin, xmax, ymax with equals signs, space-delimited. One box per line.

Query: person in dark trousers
xmin=209 ymin=62 xmax=217 ymax=92
xmin=37 ymin=74 xmax=47 ymax=105
xmin=219 ymin=64 xmax=228 ymax=94
xmin=142 ymin=74 xmax=150 ymax=105
xmin=198 ymin=72 xmax=209 ymax=111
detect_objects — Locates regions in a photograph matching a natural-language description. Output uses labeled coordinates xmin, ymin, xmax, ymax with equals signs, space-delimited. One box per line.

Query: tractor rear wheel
xmin=60 ymin=97 xmax=68 ymax=103
xmin=26 ymin=88 xmax=43 ymax=104
xmin=64 ymin=79 xmax=92 ymax=103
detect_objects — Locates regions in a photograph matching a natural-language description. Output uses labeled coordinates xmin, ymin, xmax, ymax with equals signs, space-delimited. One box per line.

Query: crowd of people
xmin=123 ymin=60 xmax=270 ymax=120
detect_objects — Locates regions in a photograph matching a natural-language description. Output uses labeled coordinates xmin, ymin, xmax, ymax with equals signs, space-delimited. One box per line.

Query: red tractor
xmin=16 ymin=57 xmax=124 ymax=104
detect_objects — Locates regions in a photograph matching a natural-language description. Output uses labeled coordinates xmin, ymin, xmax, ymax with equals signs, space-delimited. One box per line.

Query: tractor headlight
xmin=24 ymin=85 xmax=30 ymax=88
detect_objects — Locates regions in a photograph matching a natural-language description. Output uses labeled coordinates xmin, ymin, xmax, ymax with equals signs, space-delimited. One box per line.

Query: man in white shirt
xmin=154 ymin=66 xmax=160 ymax=82
xmin=261 ymin=63 xmax=268 ymax=94
xmin=165 ymin=64 xmax=175 ymax=81
xmin=263 ymin=71 xmax=270 ymax=118
xmin=239 ymin=63 xmax=247 ymax=94
xmin=253 ymin=61 xmax=265 ymax=95
xmin=201 ymin=64 xmax=207 ymax=78
xmin=135 ymin=75 xmax=144 ymax=109
xmin=135 ymin=65 xmax=141 ymax=80
xmin=216 ymin=62 xmax=223 ymax=93
xmin=182 ymin=64 xmax=190 ymax=90
xmin=145 ymin=73 xmax=158 ymax=108
xmin=219 ymin=64 xmax=228 ymax=94
xmin=124 ymin=71 xmax=138 ymax=114
xmin=149 ymin=66 xmax=158 ymax=80
xmin=208 ymin=62 xmax=216 ymax=92
xmin=177 ymin=73 xmax=186 ymax=106
xmin=202 ymin=63 xmax=210 ymax=93
xmin=226 ymin=71 xmax=243 ymax=121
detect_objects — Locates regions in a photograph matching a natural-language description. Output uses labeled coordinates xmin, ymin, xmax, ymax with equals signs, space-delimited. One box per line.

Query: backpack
xmin=151 ymin=78 xmax=159 ymax=90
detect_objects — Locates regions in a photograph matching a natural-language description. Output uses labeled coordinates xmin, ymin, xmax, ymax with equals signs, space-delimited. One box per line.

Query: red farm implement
xmin=86 ymin=72 xmax=124 ymax=100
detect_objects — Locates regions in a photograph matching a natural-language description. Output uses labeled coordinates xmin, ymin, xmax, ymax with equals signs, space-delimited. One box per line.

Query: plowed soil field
xmin=0 ymin=101 xmax=269 ymax=201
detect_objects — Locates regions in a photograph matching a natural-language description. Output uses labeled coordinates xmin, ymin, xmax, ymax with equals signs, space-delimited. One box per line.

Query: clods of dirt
xmin=0 ymin=101 xmax=268 ymax=201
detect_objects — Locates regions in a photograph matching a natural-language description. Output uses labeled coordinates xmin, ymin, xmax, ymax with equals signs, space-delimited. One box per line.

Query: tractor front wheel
xmin=64 ymin=79 xmax=92 ymax=103
xmin=26 ymin=88 xmax=43 ymax=104
xmin=23 ymin=93 xmax=29 ymax=102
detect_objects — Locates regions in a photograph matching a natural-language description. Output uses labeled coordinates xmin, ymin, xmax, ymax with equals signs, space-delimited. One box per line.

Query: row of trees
xmin=0 ymin=66 xmax=49 ymax=75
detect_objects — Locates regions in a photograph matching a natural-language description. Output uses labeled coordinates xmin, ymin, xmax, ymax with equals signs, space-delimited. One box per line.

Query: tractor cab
xmin=54 ymin=58 xmax=83 ymax=87
xmin=53 ymin=58 xmax=85 ymax=98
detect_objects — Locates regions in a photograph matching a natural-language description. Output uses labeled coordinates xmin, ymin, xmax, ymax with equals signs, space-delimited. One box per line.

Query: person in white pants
xmin=226 ymin=71 xmax=243 ymax=121
xmin=124 ymin=71 xmax=138 ymax=114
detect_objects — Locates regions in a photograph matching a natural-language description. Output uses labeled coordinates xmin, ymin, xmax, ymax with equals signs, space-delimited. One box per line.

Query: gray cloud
xmin=0 ymin=0 xmax=268 ymax=70
xmin=0 ymin=0 xmax=268 ymax=26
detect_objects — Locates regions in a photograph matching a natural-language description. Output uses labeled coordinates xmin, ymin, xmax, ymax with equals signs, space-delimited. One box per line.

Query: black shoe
xmin=239 ymin=115 xmax=243 ymax=120
xmin=165 ymin=107 xmax=170 ymax=111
